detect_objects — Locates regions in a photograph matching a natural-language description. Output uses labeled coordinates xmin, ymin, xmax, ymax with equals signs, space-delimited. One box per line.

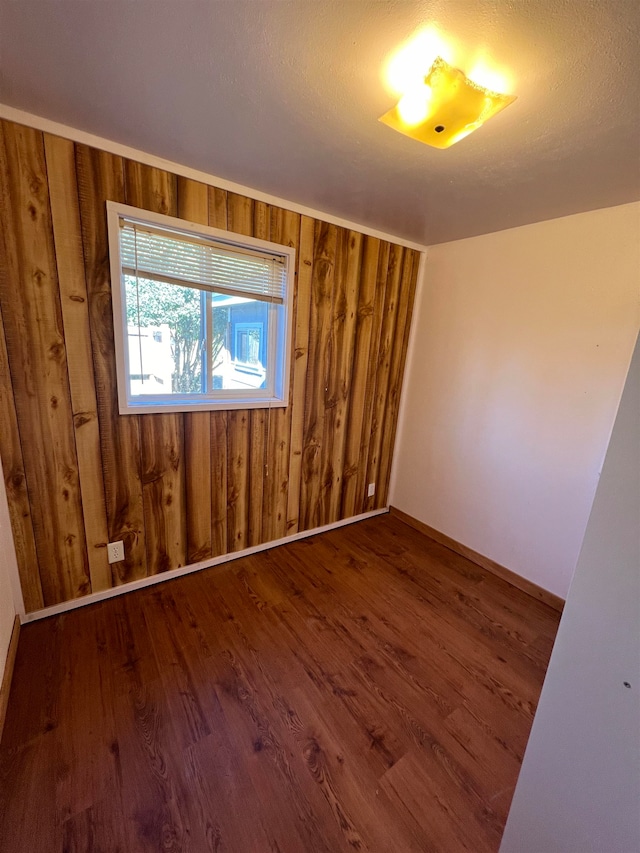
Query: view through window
xmin=107 ymin=202 xmax=294 ymax=414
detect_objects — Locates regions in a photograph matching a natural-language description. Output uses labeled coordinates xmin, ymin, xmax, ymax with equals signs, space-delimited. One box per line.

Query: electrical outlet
xmin=107 ymin=541 xmax=125 ymax=564
xmin=367 ymin=483 xmax=376 ymax=497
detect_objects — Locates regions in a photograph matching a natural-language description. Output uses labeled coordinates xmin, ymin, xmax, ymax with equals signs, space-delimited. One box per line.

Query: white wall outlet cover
xmin=368 ymin=483 xmax=376 ymax=497
xmin=107 ymin=541 xmax=125 ymax=564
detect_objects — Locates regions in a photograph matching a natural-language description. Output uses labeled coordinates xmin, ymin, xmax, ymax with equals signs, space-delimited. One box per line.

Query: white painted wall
xmin=390 ymin=201 xmax=640 ymax=598
xmin=0 ymin=455 xmax=21 ymax=684
xmin=500 ymin=332 xmax=640 ymax=853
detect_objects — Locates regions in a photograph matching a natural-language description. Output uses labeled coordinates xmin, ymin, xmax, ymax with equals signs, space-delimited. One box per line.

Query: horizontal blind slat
xmin=122 ymin=268 xmax=283 ymax=304
xmin=120 ymin=219 xmax=286 ymax=301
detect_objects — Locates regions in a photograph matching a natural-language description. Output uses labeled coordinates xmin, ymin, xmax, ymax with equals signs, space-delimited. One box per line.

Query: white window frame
xmin=106 ymin=201 xmax=295 ymax=414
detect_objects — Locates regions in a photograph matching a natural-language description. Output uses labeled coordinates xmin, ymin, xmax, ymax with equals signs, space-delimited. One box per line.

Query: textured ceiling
xmin=1 ymin=0 xmax=639 ymax=244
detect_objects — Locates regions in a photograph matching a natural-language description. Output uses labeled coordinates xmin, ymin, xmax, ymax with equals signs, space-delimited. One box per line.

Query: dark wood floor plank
xmin=0 ymin=733 xmax=59 ymax=850
xmin=379 ymin=748 xmax=498 ymax=853
xmin=113 ymin=676 xmax=193 ymax=852
xmin=61 ymin=798 xmax=127 ymax=853
xmin=0 ymin=514 xmax=560 ymax=852
xmin=0 ymin=615 xmax=63 ymax=750
xmin=314 ymin=524 xmax=551 ymax=710
xmin=54 ymin=606 xmax=120 ymax=823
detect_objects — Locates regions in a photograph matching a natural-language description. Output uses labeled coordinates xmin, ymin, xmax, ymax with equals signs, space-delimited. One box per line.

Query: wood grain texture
xmin=249 ymin=202 xmax=270 ymax=547
xmin=124 ymin=161 xmax=186 ymax=576
xmin=364 ymin=243 xmax=405 ymax=513
xmin=75 ymin=143 xmax=148 ymax=584
xmin=263 ymin=206 xmax=301 ymax=542
xmin=248 ymin=407 xmax=267 ymax=547
xmin=0 ymin=516 xmax=560 ymax=850
xmin=354 ymin=242 xmax=391 ymax=515
xmin=286 ymin=215 xmax=315 ymax=535
xmin=226 ymin=193 xmax=255 ymax=552
xmin=211 ymin=410 xmax=229 ymax=556
xmin=177 ymin=177 xmax=213 ymax=563
xmin=0 ymin=119 xmax=419 ymax=612
xmin=207 ymin=185 xmax=230 ymax=557
xmin=390 ymin=506 xmax=566 ymax=611
xmin=44 ymin=133 xmax=111 ymax=592
xmin=323 ymin=229 xmax=362 ymax=523
xmin=0 ymin=305 xmax=43 ymax=612
xmin=227 ymin=409 xmax=251 ymax=551
xmin=341 ymin=235 xmax=381 ymax=518
xmin=376 ymin=249 xmax=419 ymax=507
xmin=139 ymin=414 xmax=187 ymax=574
xmin=0 ymin=122 xmax=89 ymax=605
xmin=0 ymin=616 xmax=20 ymax=743
xmin=208 ymin=186 xmax=228 ymax=230
xmin=301 ymin=221 xmax=338 ymax=530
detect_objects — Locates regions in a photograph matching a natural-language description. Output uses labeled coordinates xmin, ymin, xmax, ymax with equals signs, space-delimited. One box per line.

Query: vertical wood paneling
xmin=124 ymin=160 xmax=177 ymax=217
xmin=227 ymin=192 xmax=254 ymax=237
xmin=0 ymin=123 xmax=89 ymax=605
xmin=226 ymin=408 xmax=250 ymax=552
xmin=376 ymin=250 xmax=419 ymax=507
xmin=263 ymin=206 xmax=301 ymax=542
xmin=44 ymin=134 xmax=111 ymax=593
xmin=248 ymin=408 xmax=267 ymax=546
xmin=0 ymin=120 xmax=419 ymax=612
xmin=208 ymin=188 xmax=228 ymax=232
xmin=364 ymin=244 xmax=405 ymax=513
xmin=301 ymin=222 xmax=338 ymax=531
xmin=75 ymin=144 xmax=147 ymax=584
xmin=138 ymin=415 xmax=186 ymax=574
xmin=248 ymin=201 xmax=270 ymax=546
xmin=318 ymin=226 xmax=348 ymax=526
xmin=183 ymin=409 xmax=212 ymax=561
xmin=124 ymin=161 xmax=186 ymax=575
xmin=0 ymin=305 xmax=43 ymax=612
xmin=207 ymin=187 xmax=229 ymax=554
xmin=226 ymin=193 xmax=254 ymax=551
xmin=354 ymin=242 xmax=391 ymax=514
xmin=323 ymin=229 xmax=362 ymax=523
xmin=177 ymin=176 xmax=212 ymax=563
xmin=341 ymin=236 xmax=381 ymax=518
xmin=286 ymin=216 xmax=315 ymax=535
xmin=253 ymin=200 xmax=270 ymax=242
xmin=210 ymin=411 xmax=228 ymax=556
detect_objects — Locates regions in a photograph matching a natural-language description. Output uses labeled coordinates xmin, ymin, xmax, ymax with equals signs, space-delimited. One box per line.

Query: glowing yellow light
xmin=384 ymin=26 xmax=455 ymax=95
xmin=397 ymin=83 xmax=433 ymax=126
xmin=379 ymin=56 xmax=516 ymax=149
xmin=467 ymin=60 xmax=511 ymax=96
xmin=445 ymin=125 xmax=478 ymax=147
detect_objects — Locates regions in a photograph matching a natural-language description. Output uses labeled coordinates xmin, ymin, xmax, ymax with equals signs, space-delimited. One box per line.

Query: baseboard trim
xmin=0 ymin=615 xmax=20 ymax=741
xmin=21 ymin=508 xmax=390 ymax=623
xmin=389 ymin=507 xmax=565 ymax=612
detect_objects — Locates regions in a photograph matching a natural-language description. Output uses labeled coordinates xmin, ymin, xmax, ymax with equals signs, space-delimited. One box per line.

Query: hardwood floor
xmin=0 ymin=514 xmax=560 ymax=852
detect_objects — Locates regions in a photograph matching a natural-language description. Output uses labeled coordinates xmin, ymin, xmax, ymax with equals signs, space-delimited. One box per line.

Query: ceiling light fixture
xmin=379 ymin=56 xmax=516 ymax=149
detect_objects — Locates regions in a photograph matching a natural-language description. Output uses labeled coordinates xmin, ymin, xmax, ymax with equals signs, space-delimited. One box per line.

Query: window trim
xmin=106 ymin=201 xmax=295 ymax=414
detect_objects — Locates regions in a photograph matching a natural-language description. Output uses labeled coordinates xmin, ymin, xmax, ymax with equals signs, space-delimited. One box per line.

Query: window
xmin=107 ymin=202 xmax=295 ymax=413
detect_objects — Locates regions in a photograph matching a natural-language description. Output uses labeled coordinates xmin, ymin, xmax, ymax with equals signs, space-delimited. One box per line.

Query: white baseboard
xmin=21 ymin=508 xmax=389 ymax=623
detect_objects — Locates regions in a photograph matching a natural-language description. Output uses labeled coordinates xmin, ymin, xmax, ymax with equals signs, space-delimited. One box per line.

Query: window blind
xmin=119 ymin=219 xmax=286 ymax=304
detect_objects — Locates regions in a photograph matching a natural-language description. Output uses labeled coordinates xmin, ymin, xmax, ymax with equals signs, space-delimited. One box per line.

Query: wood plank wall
xmin=0 ymin=119 xmax=420 ymax=613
